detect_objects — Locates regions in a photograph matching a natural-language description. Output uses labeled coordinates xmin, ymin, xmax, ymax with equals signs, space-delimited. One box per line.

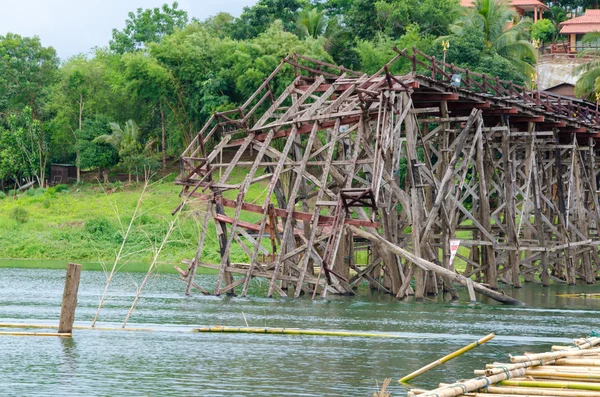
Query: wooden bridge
xmin=174 ymin=49 xmax=600 ymax=304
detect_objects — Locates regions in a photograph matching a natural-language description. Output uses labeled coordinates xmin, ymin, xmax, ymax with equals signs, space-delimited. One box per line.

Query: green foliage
xmin=110 ymin=1 xmax=189 ymax=54
xmin=0 ymin=191 xmax=6 ymax=200
xmin=448 ymin=0 xmax=535 ymax=76
xmin=0 ymin=33 xmax=59 ymax=116
xmin=11 ymin=207 xmax=29 ymax=224
xmin=531 ymin=19 xmax=556 ymax=45
xmin=0 ymin=107 xmax=48 ymax=186
xmin=230 ymin=0 xmax=305 ymax=39
xmin=356 ymin=25 xmax=434 ymax=74
xmin=85 ymin=217 xmax=116 ymax=239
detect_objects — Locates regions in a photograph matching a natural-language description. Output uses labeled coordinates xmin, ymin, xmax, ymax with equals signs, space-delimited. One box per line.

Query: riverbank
xmin=0 ymin=168 xmax=267 ymax=271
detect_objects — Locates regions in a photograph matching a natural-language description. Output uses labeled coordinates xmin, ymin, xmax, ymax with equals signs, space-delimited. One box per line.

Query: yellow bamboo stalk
xmin=484 ymin=385 xmax=600 ymax=396
xmin=556 ymin=358 xmax=600 ymax=366
xmin=399 ymin=333 xmax=495 ymax=383
xmin=466 ymin=388 xmax=600 ymax=397
xmin=501 ymin=379 xmax=600 ymax=391
xmin=511 ymin=347 xmax=600 ymax=363
xmin=194 ymin=326 xmax=402 ymax=338
xmin=0 ymin=331 xmax=71 ymax=337
xmin=0 ymin=323 xmax=156 ymax=332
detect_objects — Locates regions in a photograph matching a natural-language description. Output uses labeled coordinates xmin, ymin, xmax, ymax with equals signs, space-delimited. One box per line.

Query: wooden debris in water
xmin=406 ymin=335 xmax=600 ymax=397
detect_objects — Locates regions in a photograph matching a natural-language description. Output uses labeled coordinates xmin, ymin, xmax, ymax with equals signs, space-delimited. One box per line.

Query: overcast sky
xmin=0 ymin=0 xmax=258 ymax=61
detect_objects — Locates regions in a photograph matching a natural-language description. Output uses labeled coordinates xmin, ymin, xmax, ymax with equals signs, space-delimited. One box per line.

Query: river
xmin=0 ymin=267 xmax=599 ymax=396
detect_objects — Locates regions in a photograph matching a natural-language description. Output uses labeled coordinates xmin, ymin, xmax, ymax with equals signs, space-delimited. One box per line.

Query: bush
xmin=54 ymin=184 xmax=70 ymax=193
xmin=7 ymin=190 xmax=16 ymax=197
xmin=531 ymin=19 xmax=556 ymax=45
xmin=12 ymin=207 xmax=29 ymax=224
xmin=85 ymin=217 xmax=116 ymax=239
xmin=0 ymin=191 xmax=5 ymax=200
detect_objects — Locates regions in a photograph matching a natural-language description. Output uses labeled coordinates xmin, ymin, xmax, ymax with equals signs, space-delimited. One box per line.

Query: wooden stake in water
xmin=58 ymin=263 xmax=82 ymax=334
xmin=399 ymin=333 xmax=495 ymax=383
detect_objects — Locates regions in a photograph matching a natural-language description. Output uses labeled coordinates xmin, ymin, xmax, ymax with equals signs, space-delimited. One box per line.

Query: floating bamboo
xmin=0 ymin=331 xmax=71 ymax=337
xmin=500 ymin=379 xmax=600 ymax=391
xmin=400 ymin=333 xmax=495 ymax=383
xmin=406 ymin=334 xmax=600 ymax=397
xmin=194 ymin=326 xmax=403 ymax=338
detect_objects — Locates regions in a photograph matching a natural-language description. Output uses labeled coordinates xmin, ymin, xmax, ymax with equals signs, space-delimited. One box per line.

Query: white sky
xmin=0 ymin=0 xmax=258 ymax=61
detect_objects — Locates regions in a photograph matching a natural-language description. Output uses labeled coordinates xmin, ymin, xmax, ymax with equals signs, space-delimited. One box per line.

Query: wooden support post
xmin=58 ymin=263 xmax=82 ymax=334
xmin=502 ymin=122 xmax=521 ymax=288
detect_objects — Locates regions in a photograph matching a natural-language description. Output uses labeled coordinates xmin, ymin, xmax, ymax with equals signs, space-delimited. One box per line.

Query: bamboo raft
xmin=407 ymin=335 xmax=600 ymax=397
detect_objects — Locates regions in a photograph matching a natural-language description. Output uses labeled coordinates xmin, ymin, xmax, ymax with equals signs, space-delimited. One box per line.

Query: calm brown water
xmin=0 ymin=267 xmax=599 ymax=396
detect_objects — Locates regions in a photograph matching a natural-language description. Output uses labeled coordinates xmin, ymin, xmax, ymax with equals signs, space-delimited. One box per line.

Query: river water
xmin=0 ymin=267 xmax=599 ymax=396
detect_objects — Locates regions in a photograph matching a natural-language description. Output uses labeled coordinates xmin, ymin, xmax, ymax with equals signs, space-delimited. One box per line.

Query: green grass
xmin=0 ymin=168 xmax=271 ymax=271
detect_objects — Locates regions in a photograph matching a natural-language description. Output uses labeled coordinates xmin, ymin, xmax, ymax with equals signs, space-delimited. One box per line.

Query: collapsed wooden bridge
xmin=174 ymin=48 xmax=600 ymax=304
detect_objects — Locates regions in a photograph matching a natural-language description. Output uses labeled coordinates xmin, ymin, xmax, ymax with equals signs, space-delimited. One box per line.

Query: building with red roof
xmin=560 ymin=10 xmax=600 ymax=53
xmin=460 ymin=0 xmax=549 ymax=22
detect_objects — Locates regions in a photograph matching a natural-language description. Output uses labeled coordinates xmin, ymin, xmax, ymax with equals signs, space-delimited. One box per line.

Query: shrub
xmin=85 ymin=217 xmax=116 ymax=239
xmin=531 ymin=19 xmax=556 ymax=45
xmin=54 ymin=184 xmax=70 ymax=193
xmin=12 ymin=207 xmax=29 ymax=224
xmin=7 ymin=190 xmax=16 ymax=197
xmin=0 ymin=191 xmax=6 ymax=200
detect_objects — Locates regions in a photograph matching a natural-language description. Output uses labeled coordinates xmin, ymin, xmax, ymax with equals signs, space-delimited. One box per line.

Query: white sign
xmin=449 ymin=239 xmax=461 ymax=268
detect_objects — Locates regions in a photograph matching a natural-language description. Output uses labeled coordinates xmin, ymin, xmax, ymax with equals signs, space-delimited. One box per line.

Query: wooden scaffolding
xmin=174 ymin=50 xmax=600 ymax=304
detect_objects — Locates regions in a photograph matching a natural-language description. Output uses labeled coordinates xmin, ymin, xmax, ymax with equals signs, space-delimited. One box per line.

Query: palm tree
xmin=94 ymin=120 xmax=155 ymax=183
xmin=574 ymin=32 xmax=600 ymax=99
xmin=450 ymin=0 xmax=536 ymax=76
xmin=297 ymin=7 xmax=331 ymax=39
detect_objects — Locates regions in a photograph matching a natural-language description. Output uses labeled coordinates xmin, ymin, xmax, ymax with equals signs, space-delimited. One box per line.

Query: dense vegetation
xmin=0 ymin=0 xmax=590 ymax=190
xmin=0 ymin=0 xmax=594 ymax=267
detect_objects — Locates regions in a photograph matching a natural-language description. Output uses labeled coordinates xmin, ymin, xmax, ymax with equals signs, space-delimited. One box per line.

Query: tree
xmin=449 ymin=0 xmax=536 ymax=76
xmin=531 ymin=19 xmax=556 ymax=46
xmin=123 ymin=53 xmax=175 ymax=169
xmin=77 ymin=118 xmax=119 ymax=183
xmin=0 ymin=108 xmax=48 ymax=187
xmin=93 ymin=120 xmax=157 ymax=182
xmin=574 ymin=32 xmax=600 ymax=99
xmin=230 ymin=0 xmax=306 ymax=39
xmin=0 ymin=33 xmax=58 ymax=118
xmin=110 ymin=2 xmax=189 ymax=54
xmin=297 ymin=7 xmax=328 ymax=39
xmin=47 ymin=52 xmax=120 ymax=182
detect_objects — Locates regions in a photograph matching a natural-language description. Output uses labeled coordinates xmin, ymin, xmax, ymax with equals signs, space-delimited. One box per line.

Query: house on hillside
xmin=460 ymin=0 xmax=549 ymax=22
xmin=560 ymin=9 xmax=600 ymax=53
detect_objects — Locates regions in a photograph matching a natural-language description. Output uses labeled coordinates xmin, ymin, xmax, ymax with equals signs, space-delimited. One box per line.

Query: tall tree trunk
xmin=76 ymin=93 xmax=84 ymax=183
xmin=161 ymin=102 xmax=166 ymax=170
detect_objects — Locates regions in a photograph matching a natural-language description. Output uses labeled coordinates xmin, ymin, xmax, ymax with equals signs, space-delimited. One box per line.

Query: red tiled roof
xmin=560 ymin=10 xmax=600 ymax=34
xmin=460 ymin=0 xmax=549 ymax=10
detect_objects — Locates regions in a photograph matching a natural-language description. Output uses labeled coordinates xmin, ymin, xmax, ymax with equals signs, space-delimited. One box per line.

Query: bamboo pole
xmin=400 ymin=333 xmax=495 ymax=383
xmin=0 ymin=323 xmax=153 ymax=332
xmin=500 ymin=379 xmax=600 ymax=391
xmin=412 ymin=368 xmax=526 ymax=397
xmin=511 ymin=347 xmax=600 ymax=363
xmin=0 ymin=332 xmax=71 ymax=337
xmin=194 ymin=326 xmax=404 ymax=338
xmin=466 ymin=389 xmax=600 ymax=397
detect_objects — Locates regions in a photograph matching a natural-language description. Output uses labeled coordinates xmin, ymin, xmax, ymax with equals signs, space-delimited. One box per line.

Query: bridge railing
xmin=394 ymin=46 xmax=600 ymax=128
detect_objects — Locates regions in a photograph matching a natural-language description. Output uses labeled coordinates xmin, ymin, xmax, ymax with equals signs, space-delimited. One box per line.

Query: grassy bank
xmin=0 ymin=168 xmax=271 ymax=272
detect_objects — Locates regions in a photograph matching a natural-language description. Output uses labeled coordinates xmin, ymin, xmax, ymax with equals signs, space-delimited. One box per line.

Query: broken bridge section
xmin=174 ymin=51 xmax=600 ymax=304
